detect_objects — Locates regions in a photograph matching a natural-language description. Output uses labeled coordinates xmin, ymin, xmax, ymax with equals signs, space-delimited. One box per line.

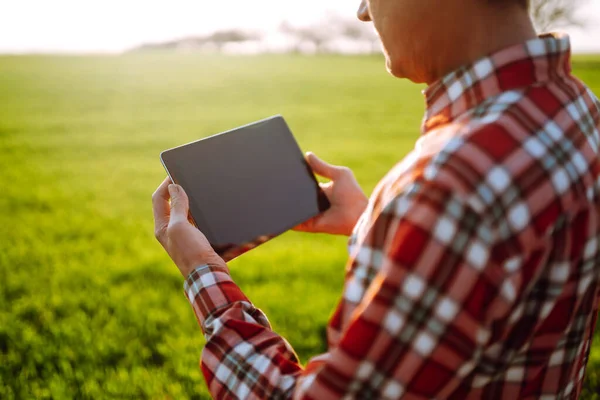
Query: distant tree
xmin=529 ymin=0 xmax=589 ymax=31
xmin=203 ymin=30 xmax=261 ymax=50
xmin=279 ymin=21 xmax=336 ymax=53
xmin=338 ymin=21 xmax=381 ymax=54
xmin=278 ymin=22 xmax=301 ymax=52
xmin=131 ymin=30 xmax=261 ymax=53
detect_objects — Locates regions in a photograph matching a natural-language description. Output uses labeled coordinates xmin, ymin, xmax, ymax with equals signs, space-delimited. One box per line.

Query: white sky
xmin=0 ymin=0 xmax=599 ymax=53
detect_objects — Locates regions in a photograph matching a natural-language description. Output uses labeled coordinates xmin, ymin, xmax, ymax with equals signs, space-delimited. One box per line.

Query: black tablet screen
xmin=160 ymin=116 xmax=330 ymax=260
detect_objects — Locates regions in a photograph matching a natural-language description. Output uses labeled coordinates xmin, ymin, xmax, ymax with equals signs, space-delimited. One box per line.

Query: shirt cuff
xmin=183 ymin=264 xmax=250 ymax=329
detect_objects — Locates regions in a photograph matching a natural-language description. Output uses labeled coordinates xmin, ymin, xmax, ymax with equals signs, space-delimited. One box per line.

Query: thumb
xmin=168 ymin=184 xmax=190 ymax=224
xmin=306 ymin=152 xmax=342 ymax=180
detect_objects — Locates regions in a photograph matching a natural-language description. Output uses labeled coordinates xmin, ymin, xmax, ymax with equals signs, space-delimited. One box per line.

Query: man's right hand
xmin=294 ymin=152 xmax=368 ymax=236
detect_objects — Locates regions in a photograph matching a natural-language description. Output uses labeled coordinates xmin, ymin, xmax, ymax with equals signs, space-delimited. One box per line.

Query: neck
xmin=426 ymin=4 xmax=537 ymax=85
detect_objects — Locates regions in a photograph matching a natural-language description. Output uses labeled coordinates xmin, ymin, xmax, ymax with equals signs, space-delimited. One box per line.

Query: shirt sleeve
xmin=184 ymin=181 xmax=517 ymax=399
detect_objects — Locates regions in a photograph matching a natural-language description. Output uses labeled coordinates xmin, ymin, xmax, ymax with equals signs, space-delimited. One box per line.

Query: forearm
xmin=184 ymin=265 xmax=303 ymax=399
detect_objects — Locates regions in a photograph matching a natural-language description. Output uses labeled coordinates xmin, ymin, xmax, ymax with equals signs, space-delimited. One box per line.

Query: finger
xmin=293 ymin=212 xmax=324 ymax=232
xmin=168 ymin=184 xmax=190 ymax=225
xmin=306 ymin=152 xmax=343 ymax=180
xmin=293 ymin=218 xmax=316 ymax=232
xmin=152 ymin=177 xmax=172 ymax=235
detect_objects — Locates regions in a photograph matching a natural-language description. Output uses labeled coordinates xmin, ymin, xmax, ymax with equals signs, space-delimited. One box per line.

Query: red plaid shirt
xmin=184 ymin=33 xmax=600 ymax=399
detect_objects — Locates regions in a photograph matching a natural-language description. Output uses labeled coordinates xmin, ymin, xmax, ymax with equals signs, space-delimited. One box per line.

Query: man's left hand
xmin=152 ymin=177 xmax=226 ymax=277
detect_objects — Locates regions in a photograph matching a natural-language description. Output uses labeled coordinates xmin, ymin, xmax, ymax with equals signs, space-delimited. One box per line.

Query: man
xmin=152 ymin=0 xmax=600 ymax=398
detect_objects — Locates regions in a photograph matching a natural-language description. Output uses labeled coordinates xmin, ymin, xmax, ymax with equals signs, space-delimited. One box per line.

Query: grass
xmin=0 ymin=53 xmax=598 ymax=399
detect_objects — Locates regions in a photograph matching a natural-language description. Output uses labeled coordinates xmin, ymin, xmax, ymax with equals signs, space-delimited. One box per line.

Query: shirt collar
xmin=422 ymin=33 xmax=572 ymax=133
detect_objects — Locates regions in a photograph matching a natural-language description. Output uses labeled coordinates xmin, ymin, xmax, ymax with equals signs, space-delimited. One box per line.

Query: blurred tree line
xmin=133 ymin=16 xmax=380 ymax=54
xmin=133 ymin=0 xmax=589 ymax=54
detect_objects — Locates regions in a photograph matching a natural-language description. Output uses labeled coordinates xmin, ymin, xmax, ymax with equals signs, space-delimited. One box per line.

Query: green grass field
xmin=0 ymin=53 xmax=599 ymax=399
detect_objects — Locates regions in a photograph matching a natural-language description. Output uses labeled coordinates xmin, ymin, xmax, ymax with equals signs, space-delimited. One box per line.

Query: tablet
xmin=160 ymin=115 xmax=330 ymax=261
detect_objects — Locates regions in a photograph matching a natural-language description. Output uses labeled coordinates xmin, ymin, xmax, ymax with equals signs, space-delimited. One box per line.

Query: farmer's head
xmin=357 ymin=0 xmax=533 ymax=84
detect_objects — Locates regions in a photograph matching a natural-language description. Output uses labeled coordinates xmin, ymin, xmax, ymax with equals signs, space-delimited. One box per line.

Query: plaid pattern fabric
xmin=184 ymin=33 xmax=600 ymax=399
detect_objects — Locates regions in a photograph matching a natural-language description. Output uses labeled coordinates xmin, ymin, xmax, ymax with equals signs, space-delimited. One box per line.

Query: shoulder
xmin=397 ymin=96 xmax=533 ymax=228
xmin=418 ymin=78 xmax=593 ymax=200
xmin=415 ymin=115 xmax=521 ymax=204
xmin=407 ymin=81 xmax=599 ymax=248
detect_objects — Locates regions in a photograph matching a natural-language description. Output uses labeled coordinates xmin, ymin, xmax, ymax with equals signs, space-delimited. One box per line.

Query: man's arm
xmin=183 ymin=181 xmax=518 ymax=399
xmin=184 ymin=264 xmax=301 ymax=398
